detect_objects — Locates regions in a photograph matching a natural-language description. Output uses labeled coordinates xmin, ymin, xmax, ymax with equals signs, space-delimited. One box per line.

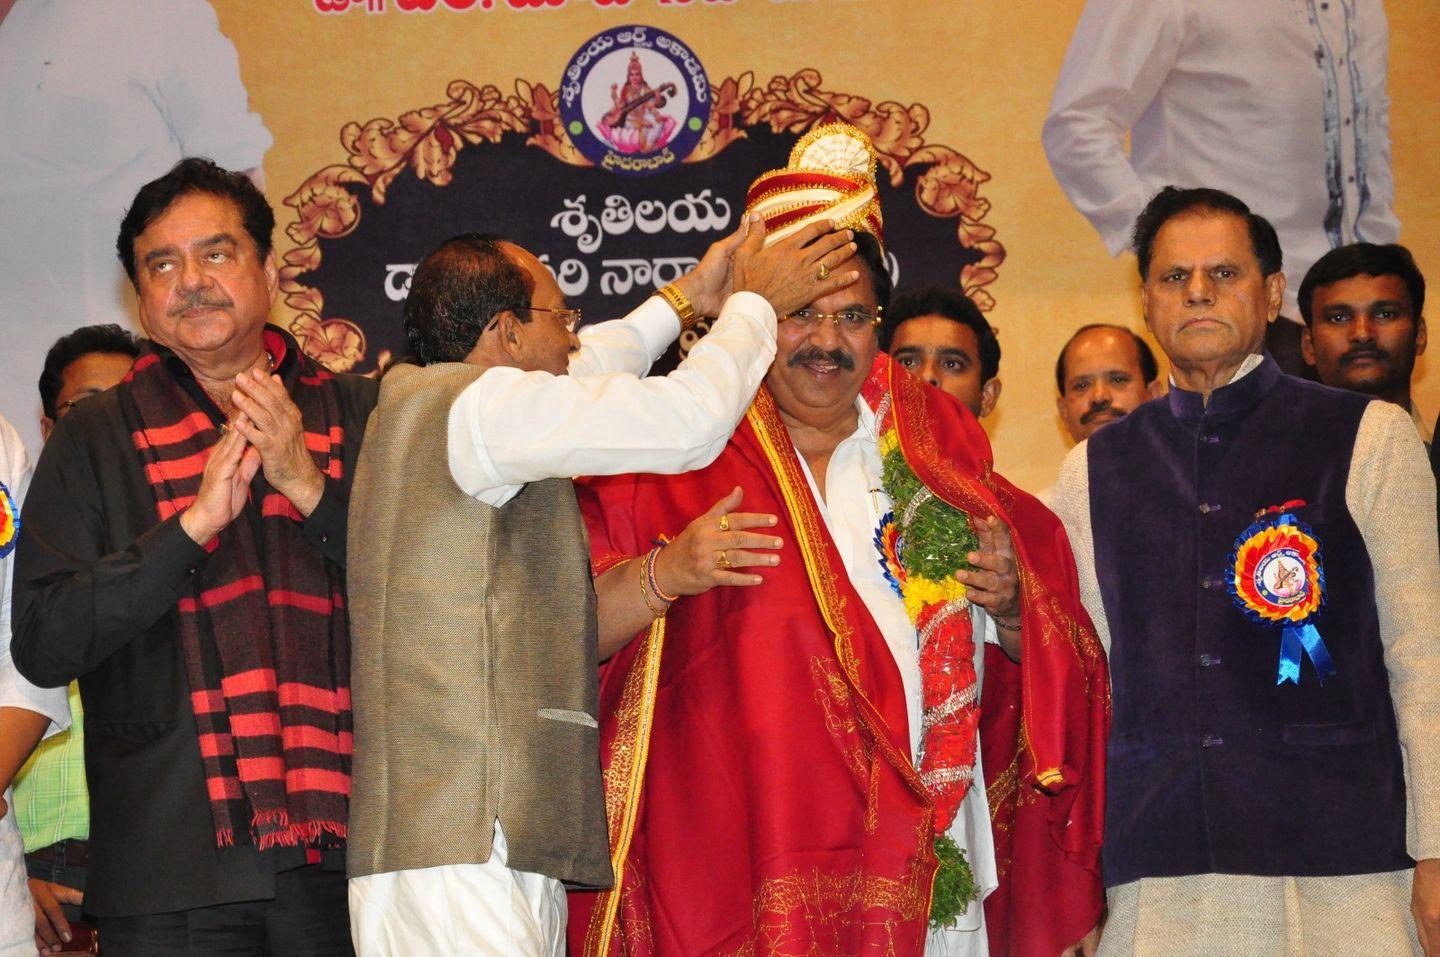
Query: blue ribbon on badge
xmin=1277 ymin=621 xmax=1336 ymax=686
xmin=1229 ymin=509 xmax=1334 ymax=686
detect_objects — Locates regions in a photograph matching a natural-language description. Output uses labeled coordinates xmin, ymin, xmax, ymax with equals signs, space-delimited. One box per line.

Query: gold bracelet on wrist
xmin=996 ymin=614 xmax=1022 ymax=632
xmin=646 ymin=546 xmax=680 ymax=604
xmin=638 ymin=555 xmax=669 ymax=618
xmin=655 ymin=283 xmax=697 ymax=330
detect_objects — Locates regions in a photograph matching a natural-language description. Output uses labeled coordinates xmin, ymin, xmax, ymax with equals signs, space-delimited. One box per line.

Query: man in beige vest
xmin=346 ymin=217 xmax=861 ymax=956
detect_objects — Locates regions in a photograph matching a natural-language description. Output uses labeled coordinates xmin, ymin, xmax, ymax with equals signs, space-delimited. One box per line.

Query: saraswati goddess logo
xmin=560 ymin=25 xmax=710 ymax=176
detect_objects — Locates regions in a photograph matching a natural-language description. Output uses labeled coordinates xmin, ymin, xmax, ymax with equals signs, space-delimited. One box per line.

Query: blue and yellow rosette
xmin=1228 ymin=508 xmax=1335 ymax=686
xmin=873 ymin=509 xmax=905 ymax=599
xmin=0 ymin=479 xmax=19 ymax=559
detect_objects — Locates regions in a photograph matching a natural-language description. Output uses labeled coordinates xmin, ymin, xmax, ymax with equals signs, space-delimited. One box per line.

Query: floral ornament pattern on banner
xmin=874 ymin=398 xmax=981 ymax=927
xmin=0 ymin=479 xmax=18 ymax=559
xmin=278 ymin=69 xmax=1005 ymax=374
xmin=1229 ymin=501 xmax=1335 ymax=686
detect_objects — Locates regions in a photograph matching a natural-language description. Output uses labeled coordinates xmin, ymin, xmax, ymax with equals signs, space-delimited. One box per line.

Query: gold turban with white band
xmin=744 ymin=123 xmax=884 ymax=251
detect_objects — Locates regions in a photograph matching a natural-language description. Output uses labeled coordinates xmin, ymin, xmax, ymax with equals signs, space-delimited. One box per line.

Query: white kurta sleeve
xmin=566 ymin=295 xmax=680 ymax=379
xmin=448 ymin=290 xmax=775 ymax=504
xmin=1346 ymin=401 xmax=1440 ymax=861
xmin=0 ymin=418 xmax=68 ymax=733
xmin=1041 ymin=0 xmax=1184 ymax=256
xmin=1048 ymin=440 xmax=1111 ymax=655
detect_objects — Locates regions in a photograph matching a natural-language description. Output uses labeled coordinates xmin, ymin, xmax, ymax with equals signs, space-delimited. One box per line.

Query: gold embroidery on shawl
xmin=744 ymin=394 xmax=923 ymax=793
xmin=718 ymin=859 xmax=934 ymax=957
xmin=981 ymin=734 xmax=1047 ymax=882
xmin=585 ymin=618 xmax=667 ymax=957
xmin=591 ymin=550 xmax=634 ymax=576
xmin=745 ymin=390 xmax=936 ymax=917
xmin=811 ymin=656 xmax=869 ymax=783
xmin=615 ymin=860 xmax=656 ymax=956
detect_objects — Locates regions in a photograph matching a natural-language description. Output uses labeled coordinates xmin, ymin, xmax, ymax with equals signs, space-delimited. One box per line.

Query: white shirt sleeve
xmin=0 ymin=418 xmax=69 ymax=733
xmin=149 ymin=0 xmax=273 ymax=172
xmin=975 ymin=605 xmax=999 ymax=647
xmin=1353 ymin=0 xmax=1401 ymax=245
xmin=1041 ymin=0 xmax=1184 ymax=255
xmin=567 ymin=295 xmax=681 ymax=379
xmin=448 ymin=290 xmax=776 ymax=507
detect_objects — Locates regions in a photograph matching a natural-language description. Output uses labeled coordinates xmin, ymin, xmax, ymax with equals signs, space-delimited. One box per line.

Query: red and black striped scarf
xmin=119 ymin=331 xmax=351 ymax=850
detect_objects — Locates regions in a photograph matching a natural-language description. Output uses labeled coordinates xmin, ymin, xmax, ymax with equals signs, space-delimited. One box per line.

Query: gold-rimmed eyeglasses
xmin=500 ymin=305 xmax=581 ymax=332
xmin=780 ymin=306 xmax=884 ymax=333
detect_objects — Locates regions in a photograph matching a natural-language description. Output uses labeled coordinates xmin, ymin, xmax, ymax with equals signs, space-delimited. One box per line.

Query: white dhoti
xmin=348 ymin=820 xmax=566 ymax=957
xmin=0 ymin=789 xmax=36 ymax=957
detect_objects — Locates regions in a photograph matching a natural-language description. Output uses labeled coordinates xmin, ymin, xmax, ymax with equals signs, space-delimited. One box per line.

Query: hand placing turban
xmin=744 ymin=123 xmax=884 ymax=251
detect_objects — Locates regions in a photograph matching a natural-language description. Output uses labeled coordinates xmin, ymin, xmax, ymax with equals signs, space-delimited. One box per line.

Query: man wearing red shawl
xmin=570 ymin=125 xmax=1110 ymax=957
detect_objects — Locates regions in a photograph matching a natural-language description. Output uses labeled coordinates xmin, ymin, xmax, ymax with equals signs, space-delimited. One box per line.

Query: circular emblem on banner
xmin=559 ymin=25 xmax=710 ymax=177
xmin=1230 ymin=515 xmax=1323 ymax=624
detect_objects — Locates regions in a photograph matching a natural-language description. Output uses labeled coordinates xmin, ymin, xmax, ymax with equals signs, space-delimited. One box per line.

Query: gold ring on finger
xmin=716 ymin=550 xmax=731 ymax=570
xmin=818 ymin=262 xmax=830 ymax=281
xmin=718 ymin=513 xmax=730 ymax=533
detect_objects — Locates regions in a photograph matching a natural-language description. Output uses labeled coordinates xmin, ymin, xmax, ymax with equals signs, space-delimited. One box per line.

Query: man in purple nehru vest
xmin=1050 ymin=187 xmax=1440 ymax=957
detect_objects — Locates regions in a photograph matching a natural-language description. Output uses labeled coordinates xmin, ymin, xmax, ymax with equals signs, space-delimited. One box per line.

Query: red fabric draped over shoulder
xmin=876 ymin=357 xmax=1109 ymax=956
xmin=570 ymin=356 xmax=1108 ymax=957
xmin=570 ymin=387 xmax=935 ymax=957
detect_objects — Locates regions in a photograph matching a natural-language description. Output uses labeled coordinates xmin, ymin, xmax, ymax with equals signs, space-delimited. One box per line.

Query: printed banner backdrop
xmin=222 ymin=1 xmax=1439 ymax=490
xmin=283 ymin=60 xmax=1000 ymax=375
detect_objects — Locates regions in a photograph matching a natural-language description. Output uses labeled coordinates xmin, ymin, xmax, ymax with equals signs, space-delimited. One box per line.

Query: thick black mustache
xmin=788 ymin=346 xmax=856 ymax=372
xmin=169 ymin=291 xmax=234 ymax=317
xmin=1339 ymin=346 xmax=1390 ymax=365
xmin=1080 ymin=400 xmax=1127 ymax=426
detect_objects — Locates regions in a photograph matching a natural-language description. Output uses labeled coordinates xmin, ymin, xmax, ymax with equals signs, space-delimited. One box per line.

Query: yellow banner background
xmin=216 ymin=0 xmax=1440 ymax=491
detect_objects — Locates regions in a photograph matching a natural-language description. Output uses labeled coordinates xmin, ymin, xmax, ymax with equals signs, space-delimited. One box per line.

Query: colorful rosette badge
xmin=1228 ymin=503 xmax=1334 ymax=685
xmin=874 ymin=510 xmax=905 ymax=599
xmin=0 ymin=479 xmax=19 ymax=559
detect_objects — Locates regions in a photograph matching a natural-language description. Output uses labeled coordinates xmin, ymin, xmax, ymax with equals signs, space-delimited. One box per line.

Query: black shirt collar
xmin=152 ymin=324 xmax=303 ymax=387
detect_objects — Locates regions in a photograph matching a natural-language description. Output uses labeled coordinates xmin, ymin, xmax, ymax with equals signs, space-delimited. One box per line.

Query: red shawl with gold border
xmin=873 ymin=358 xmax=1110 ymax=955
xmin=569 ymin=356 xmax=1107 ymax=957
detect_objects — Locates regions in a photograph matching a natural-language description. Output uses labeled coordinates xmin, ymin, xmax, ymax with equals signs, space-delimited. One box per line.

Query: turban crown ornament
xmin=743 ymin=123 xmax=885 ymax=252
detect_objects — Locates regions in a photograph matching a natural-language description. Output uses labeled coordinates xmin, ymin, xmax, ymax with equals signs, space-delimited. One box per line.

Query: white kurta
xmin=348 ymin=291 xmax=778 ymax=956
xmin=0 ymin=415 xmax=70 ymax=957
xmin=795 ymin=398 xmax=1000 ymax=957
xmin=1049 ymin=356 xmax=1440 ymax=956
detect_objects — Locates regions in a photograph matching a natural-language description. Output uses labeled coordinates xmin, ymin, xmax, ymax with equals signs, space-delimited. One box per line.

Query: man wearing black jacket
xmin=12 ymin=159 xmax=375 ymax=956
